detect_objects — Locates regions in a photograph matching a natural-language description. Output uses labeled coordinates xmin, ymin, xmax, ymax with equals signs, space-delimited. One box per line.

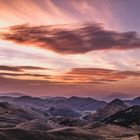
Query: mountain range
xmin=0 ymin=95 xmax=107 ymax=111
xmin=0 ymin=93 xmax=140 ymax=140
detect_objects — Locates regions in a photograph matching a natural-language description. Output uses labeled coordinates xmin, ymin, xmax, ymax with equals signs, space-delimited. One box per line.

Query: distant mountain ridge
xmin=0 ymin=95 xmax=107 ymax=111
xmin=1 ymin=93 xmax=140 ymax=118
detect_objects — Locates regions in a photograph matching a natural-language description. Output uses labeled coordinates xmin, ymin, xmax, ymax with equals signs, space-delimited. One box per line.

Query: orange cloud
xmin=65 ymin=68 xmax=140 ymax=83
xmin=0 ymin=66 xmax=139 ymax=96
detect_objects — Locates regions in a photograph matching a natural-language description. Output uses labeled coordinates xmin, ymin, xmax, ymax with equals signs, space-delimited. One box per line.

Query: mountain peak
xmin=91 ymin=98 xmax=128 ymax=121
xmin=69 ymin=96 xmax=80 ymax=100
xmin=109 ymin=98 xmax=125 ymax=106
xmin=133 ymin=96 xmax=140 ymax=101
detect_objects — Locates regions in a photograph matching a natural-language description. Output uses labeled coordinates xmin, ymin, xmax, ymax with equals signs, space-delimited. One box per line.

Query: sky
xmin=0 ymin=0 xmax=140 ymax=99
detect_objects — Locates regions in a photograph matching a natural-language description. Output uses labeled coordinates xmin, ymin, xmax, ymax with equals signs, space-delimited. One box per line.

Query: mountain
xmin=48 ymin=107 xmax=81 ymax=118
xmin=15 ymin=96 xmax=44 ymax=106
xmin=66 ymin=96 xmax=106 ymax=111
xmin=124 ymin=96 xmax=140 ymax=106
xmin=0 ymin=96 xmax=107 ymax=111
xmin=103 ymin=105 xmax=140 ymax=127
xmin=41 ymin=96 xmax=106 ymax=111
xmin=0 ymin=101 xmax=47 ymax=128
xmin=0 ymin=96 xmax=48 ymax=110
xmin=131 ymin=97 xmax=140 ymax=106
xmin=0 ymin=97 xmax=139 ymax=140
xmin=84 ymin=98 xmax=128 ymax=121
xmin=99 ymin=98 xmax=129 ymax=116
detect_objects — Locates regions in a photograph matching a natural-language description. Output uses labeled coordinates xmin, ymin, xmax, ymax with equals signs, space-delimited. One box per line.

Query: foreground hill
xmin=103 ymin=105 xmax=140 ymax=127
xmin=0 ymin=127 xmax=104 ymax=140
xmin=84 ymin=98 xmax=128 ymax=121
xmin=0 ymin=101 xmax=50 ymax=129
xmin=0 ymin=125 xmax=139 ymax=140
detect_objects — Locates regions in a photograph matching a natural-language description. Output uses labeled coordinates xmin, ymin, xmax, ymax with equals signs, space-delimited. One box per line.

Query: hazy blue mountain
xmin=0 ymin=95 xmax=107 ymax=111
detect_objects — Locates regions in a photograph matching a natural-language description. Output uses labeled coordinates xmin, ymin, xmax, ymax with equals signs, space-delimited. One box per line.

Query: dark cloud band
xmin=1 ymin=23 xmax=140 ymax=54
xmin=0 ymin=65 xmax=48 ymax=72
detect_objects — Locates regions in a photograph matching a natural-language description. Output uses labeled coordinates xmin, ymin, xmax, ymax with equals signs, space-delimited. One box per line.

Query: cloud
xmin=0 ymin=65 xmax=139 ymax=85
xmin=0 ymin=65 xmax=52 ymax=82
xmin=0 ymin=65 xmax=21 ymax=72
xmin=67 ymin=68 xmax=114 ymax=75
xmin=1 ymin=23 xmax=140 ymax=54
xmin=0 ymin=65 xmax=48 ymax=72
xmin=17 ymin=66 xmax=50 ymax=70
xmin=0 ymin=66 xmax=140 ymax=86
xmin=0 ymin=67 xmax=139 ymax=97
xmin=0 ymin=72 xmax=49 ymax=77
xmin=0 ymin=0 xmax=75 ymax=27
xmin=66 ymin=68 xmax=140 ymax=82
xmin=0 ymin=65 xmax=51 ymax=82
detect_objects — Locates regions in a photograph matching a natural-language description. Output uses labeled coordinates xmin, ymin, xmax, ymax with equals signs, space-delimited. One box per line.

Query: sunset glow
xmin=0 ymin=0 xmax=140 ymax=98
